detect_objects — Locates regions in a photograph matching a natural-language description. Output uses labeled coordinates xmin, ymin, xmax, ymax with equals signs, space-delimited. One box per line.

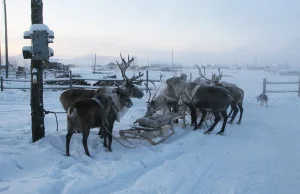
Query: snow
xmin=49 ymin=47 xmax=54 ymax=56
xmin=28 ymin=24 xmax=50 ymax=33
xmin=48 ymin=30 xmax=54 ymax=38
xmin=1 ymin=68 xmax=300 ymax=194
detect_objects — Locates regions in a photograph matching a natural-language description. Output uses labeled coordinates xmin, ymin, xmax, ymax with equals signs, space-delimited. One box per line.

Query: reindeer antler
xmin=116 ymin=53 xmax=134 ymax=81
xmin=197 ymin=65 xmax=208 ymax=80
xmin=211 ymin=68 xmax=223 ymax=83
xmin=116 ymin=53 xmax=144 ymax=84
xmin=197 ymin=65 xmax=223 ymax=84
xmin=130 ymin=71 xmax=144 ymax=82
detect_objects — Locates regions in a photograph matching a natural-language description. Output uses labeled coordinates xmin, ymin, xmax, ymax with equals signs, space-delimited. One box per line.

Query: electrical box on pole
xmin=22 ymin=24 xmax=54 ymax=61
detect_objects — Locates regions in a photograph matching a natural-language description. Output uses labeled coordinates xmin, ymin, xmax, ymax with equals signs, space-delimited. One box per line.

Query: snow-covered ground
xmin=1 ymin=68 xmax=300 ymax=194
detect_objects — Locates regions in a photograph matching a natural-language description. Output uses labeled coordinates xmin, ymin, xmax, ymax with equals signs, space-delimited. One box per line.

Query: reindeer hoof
xmin=237 ymin=121 xmax=241 ymax=124
xmin=193 ymin=127 xmax=198 ymax=131
xmin=106 ymin=148 xmax=113 ymax=152
xmin=204 ymin=131 xmax=211 ymax=134
xmin=85 ymin=153 xmax=91 ymax=157
xmin=66 ymin=153 xmax=70 ymax=157
xmin=227 ymin=121 xmax=233 ymax=124
xmin=217 ymin=132 xmax=224 ymax=135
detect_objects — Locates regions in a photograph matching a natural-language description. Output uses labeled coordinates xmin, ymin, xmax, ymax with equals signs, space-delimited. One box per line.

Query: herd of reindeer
xmin=59 ymin=53 xmax=267 ymax=157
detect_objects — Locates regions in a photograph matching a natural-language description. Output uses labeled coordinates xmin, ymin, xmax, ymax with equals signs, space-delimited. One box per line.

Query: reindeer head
xmin=113 ymin=87 xmax=133 ymax=108
xmin=116 ymin=53 xmax=144 ymax=99
xmin=166 ymin=75 xmax=186 ymax=97
xmin=197 ymin=65 xmax=223 ymax=85
xmin=145 ymin=81 xmax=163 ymax=116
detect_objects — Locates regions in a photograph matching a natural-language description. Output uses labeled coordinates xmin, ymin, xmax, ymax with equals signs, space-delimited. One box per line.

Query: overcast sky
xmin=1 ymin=0 xmax=300 ymax=65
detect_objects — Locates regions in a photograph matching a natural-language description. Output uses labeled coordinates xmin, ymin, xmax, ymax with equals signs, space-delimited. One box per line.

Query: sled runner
xmin=119 ymin=112 xmax=186 ymax=145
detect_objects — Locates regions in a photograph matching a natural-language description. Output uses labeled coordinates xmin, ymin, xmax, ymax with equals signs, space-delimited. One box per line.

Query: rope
xmin=103 ymin=127 xmax=135 ymax=149
xmin=43 ymin=109 xmax=66 ymax=132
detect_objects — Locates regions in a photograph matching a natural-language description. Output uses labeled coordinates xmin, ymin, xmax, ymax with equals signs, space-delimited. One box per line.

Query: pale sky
xmin=1 ymin=0 xmax=300 ymax=65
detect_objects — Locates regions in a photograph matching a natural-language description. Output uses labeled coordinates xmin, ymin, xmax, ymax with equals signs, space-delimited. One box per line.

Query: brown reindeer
xmin=198 ymin=65 xmax=244 ymax=124
xmin=60 ymin=53 xmax=144 ymax=112
xmin=66 ymin=87 xmax=133 ymax=157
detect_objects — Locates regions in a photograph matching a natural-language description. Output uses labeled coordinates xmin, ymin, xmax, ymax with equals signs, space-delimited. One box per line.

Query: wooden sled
xmin=119 ymin=112 xmax=185 ymax=145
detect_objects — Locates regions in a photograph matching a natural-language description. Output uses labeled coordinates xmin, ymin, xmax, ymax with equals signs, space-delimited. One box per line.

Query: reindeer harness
xmin=162 ymin=91 xmax=178 ymax=102
xmin=179 ymin=84 xmax=202 ymax=109
xmin=184 ymin=84 xmax=202 ymax=101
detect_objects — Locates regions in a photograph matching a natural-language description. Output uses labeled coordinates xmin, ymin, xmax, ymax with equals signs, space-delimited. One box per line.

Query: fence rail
xmin=263 ymin=77 xmax=300 ymax=97
xmin=0 ymin=70 xmax=159 ymax=92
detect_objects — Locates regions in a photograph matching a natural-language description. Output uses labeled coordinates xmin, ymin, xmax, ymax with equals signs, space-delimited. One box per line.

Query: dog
xmin=257 ymin=94 xmax=268 ymax=107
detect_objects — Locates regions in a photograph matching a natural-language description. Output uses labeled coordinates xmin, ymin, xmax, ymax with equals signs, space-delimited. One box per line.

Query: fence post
xmin=263 ymin=78 xmax=266 ymax=95
xmin=190 ymin=72 xmax=192 ymax=82
xmin=69 ymin=70 xmax=72 ymax=89
xmin=146 ymin=70 xmax=149 ymax=93
xmin=1 ymin=76 xmax=3 ymax=91
xmin=298 ymin=76 xmax=300 ymax=97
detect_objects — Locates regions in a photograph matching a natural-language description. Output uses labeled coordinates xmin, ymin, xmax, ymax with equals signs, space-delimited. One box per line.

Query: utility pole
xmin=3 ymin=0 xmax=9 ymax=78
xmin=31 ymin=0 xmax=45 ymax=142
xmin=93 ymin=53 xmax=96 ymax=72
xmin=0 ymin=41 xmax=2 ymax=69
xmin=22 ymin=0 xmax=54 ymax=142
xmin=172 ymin=49 xmax=174 ymax=74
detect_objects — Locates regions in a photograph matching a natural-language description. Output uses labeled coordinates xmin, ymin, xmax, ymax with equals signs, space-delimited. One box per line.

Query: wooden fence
xmin=262 ymin=77 xmax=300 ymax=97
xmin=1 ymin=70 xmax=160 ymax=92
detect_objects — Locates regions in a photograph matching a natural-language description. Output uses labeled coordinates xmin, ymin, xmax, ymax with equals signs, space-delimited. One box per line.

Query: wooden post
xmin=1 ymin=76 xmax=3 ymax=91
xmin=190 ymin=72 xmax=192 ymax=82
xmin=263 ymin=78 xmax=266 ymax=95
xmin=298 ymin=76 xmax=300 ymax=97
xmin=69 ymin=70 xmax=72 ymax=89
xmin=146 ymin=70 xmax=149 ymax=93
xmin=30 ymin=0 xmax=45 ymax=142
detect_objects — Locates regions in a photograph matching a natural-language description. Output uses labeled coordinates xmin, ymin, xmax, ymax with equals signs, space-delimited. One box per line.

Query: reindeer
xmin=145 ymin=74 xmax=187 ymax=117
xmin=166 ymin=76 xmax=233 ymax=135
xmin=60 ymin=53 xmax=144 ymax=112
xmin=144 ymin=82 xmax=179 ymax=122
xmin=66 ymin=87 xmax=133 ymax=157
xmin=198 ymin=65 xmax=244 ymax=124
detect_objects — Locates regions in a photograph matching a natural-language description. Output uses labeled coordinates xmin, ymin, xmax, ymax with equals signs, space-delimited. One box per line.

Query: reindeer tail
xmin=67 ymin=106 xmax=77 ymax=118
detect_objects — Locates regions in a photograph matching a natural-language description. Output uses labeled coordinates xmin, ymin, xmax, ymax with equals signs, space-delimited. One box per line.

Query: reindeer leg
xmin=173 ymin=106 xmax=179 ymax=123
xmin=107 ymin=124 xmax=114 ymax=152
xmin=98 ymin=127 xmax=104 ymax=138
xmin=66 ymin=131 xmax=73 ymax=156
xmin=190 ymin=109 xmax=197 ymax=128
xmin=217 ymin=110 xmax=228 ymax=135
xmin=227 ymin=108 xmax=233 ymax=118
xmin=228 ymin=103 xmax=239 ymax=124
xmin=196 ymin=109 xmax=207 ymax=130
xmin=107 ymin=127 xmax=113 ymax=152
xmin=237 ymin=101 xmax=243 ymax=124
xmin=103 ymin=128 xmax=108 ymax=148
xmin=204 ymin=112 xmax=221 ymax=134
xmin=82 ymin=128 xmax=91 ymax=157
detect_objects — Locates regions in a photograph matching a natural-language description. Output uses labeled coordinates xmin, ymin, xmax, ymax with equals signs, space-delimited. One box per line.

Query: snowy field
xmin=1 ymin=68 xmax=300 ymax=194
